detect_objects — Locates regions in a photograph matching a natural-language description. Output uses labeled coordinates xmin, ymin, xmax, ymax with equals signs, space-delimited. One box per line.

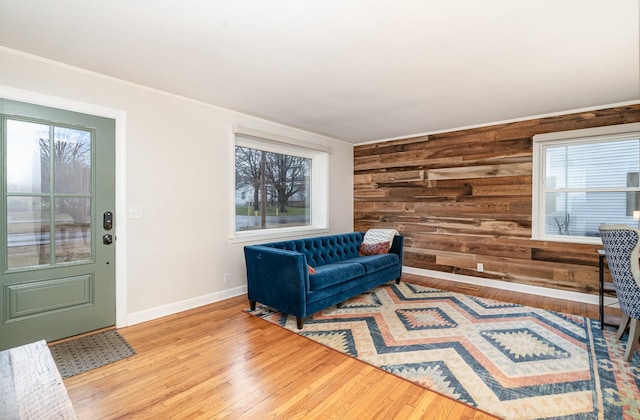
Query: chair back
xmin=599 ymin=224 xmax=640 ymax=320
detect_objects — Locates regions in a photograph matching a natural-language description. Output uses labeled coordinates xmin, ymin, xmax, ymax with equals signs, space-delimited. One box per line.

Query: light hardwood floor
xmin=61 ymin=274 xmax=619 ymax=419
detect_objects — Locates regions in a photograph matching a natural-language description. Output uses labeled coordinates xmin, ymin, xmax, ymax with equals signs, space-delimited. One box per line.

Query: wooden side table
xmin=597 ymin=249 xmax=621 ymax=329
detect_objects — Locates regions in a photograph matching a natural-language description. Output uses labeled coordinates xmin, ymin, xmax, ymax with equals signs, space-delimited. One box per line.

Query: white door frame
xmin=0 ymin=85 xmax=128 ymax=328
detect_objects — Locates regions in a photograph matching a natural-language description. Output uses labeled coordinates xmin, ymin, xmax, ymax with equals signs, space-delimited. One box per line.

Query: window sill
xmin=531 ymin=234 xmax=602 ymax=245
xmin=229 ymin=226 xmax=330 ymax=244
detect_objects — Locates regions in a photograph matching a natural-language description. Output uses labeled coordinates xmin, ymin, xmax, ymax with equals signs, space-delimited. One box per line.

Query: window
xmin=532 ymin=123 xmax=640 ymax=244
xmin=232 ymin=126 xmax=329 ymax=241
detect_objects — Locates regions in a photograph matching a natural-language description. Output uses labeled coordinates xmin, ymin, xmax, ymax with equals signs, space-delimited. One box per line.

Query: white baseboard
xmin=126 ymin=285 xmax=248 ymax=326
xmin=126 ymin=267 xmax=617 ymax=327
xmin=402 ymin=266 xmax=619 ymax=308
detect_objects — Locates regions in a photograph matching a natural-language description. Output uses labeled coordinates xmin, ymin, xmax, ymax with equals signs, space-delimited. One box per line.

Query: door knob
xmin=103 ymin=234 xmax=113 ymax=245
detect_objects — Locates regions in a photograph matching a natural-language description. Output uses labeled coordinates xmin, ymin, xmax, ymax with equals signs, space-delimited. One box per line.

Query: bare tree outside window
xmin=235 ymin=146 xmax=263 ymax=211
xmin=40 ymin=127 xmax=92 ymax=223
xmin=265 ymin=152 xmax=309 ymax=214
xmin=235 ymin=145 xmax=311 ymax=231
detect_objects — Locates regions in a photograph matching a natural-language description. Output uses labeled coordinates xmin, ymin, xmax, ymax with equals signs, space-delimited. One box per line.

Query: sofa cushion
xmin=359 ymin=241 xmax=390 ymax=256
xmin=339 ymin=253 xmax=399 ymax=274
xmin=309 ymin=263 xmax=365 ymax=291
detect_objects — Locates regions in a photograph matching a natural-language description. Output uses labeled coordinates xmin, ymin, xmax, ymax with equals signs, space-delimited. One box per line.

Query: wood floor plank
xmin=62 ymin=273 xmax=615 ymax=419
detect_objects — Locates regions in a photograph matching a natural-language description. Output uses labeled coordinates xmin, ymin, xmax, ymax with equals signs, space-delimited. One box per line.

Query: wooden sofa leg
xmin=395 ymin=278 xmax=401 ymax=284
xmin=250 ymin=300 xmax=256 ymax=311
xmin=296 ymin=317 xmax=303 ymax=329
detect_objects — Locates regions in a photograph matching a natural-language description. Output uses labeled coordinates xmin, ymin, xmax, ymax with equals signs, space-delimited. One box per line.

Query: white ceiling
xmin=1 ymin=0 xmax=638 ymax=143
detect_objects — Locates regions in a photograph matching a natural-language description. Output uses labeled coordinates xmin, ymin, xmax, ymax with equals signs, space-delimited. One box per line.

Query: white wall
xmin=0 ymin=48 xmax=354 ymax=325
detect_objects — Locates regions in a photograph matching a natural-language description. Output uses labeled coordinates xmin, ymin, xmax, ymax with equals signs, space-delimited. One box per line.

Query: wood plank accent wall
xmin=354 ymin=104 xmax=640 ymax=295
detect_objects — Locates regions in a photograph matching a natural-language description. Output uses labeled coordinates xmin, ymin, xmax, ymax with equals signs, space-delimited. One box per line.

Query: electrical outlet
xmin=477 ymin=263 xmax=484 ymax=272
xmin=224 ymin=273 xmax=231 ymax=284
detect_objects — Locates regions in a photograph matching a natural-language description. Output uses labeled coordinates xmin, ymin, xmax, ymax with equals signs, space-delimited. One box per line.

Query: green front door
xmin=0 ymin=98 xmax=116 ymax=351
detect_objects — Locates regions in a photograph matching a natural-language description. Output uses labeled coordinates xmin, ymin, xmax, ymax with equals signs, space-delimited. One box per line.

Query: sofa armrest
xmin=244 ymin=245 xmax=309 ymax=318
xmin=389 ymin=235 xmax=404 ymax=265
xmin=390 ymin=235 xmax=404 ymax=279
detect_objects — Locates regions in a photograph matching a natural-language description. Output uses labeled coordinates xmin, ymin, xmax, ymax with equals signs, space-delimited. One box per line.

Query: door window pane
xmin=5 ymin=119 xmax=94 ymax=269
xmin=55 ymin=197 xmax=91 ymax=263
xmin=6 ymin=120 xmax=50 ymax=193
xmin=54 ymin=127 xmax=92 ymax=194
xmin=6 ymin=196 xmax=50 ymax=269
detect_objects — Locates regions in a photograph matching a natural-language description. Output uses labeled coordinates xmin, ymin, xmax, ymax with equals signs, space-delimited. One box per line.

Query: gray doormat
xmin=49 ymin=330 xmax=136 ymax=378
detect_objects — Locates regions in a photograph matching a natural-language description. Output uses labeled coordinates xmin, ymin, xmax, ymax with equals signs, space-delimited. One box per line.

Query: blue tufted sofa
xmin=244 ymin=232 xmax=403 ymax=328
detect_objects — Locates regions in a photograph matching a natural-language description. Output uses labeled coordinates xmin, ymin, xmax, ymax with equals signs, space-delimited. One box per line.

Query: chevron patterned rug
xmin=247 ymin=282 xmax=640 ymax=419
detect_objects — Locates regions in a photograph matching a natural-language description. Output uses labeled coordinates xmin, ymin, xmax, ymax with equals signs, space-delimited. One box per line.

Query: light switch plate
xmin=129 ymin=207 xmax=143 ymax=219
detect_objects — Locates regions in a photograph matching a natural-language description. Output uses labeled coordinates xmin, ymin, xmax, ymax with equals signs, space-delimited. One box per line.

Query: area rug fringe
xmin=247 ymin=282 xmax=640 ymax=419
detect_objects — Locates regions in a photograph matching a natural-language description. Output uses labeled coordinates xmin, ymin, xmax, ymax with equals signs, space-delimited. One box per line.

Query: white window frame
xmin=532 ymin=122 xmax=640 ymax=244
xmin=230 ymin=126 xmax=330 ymax=243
